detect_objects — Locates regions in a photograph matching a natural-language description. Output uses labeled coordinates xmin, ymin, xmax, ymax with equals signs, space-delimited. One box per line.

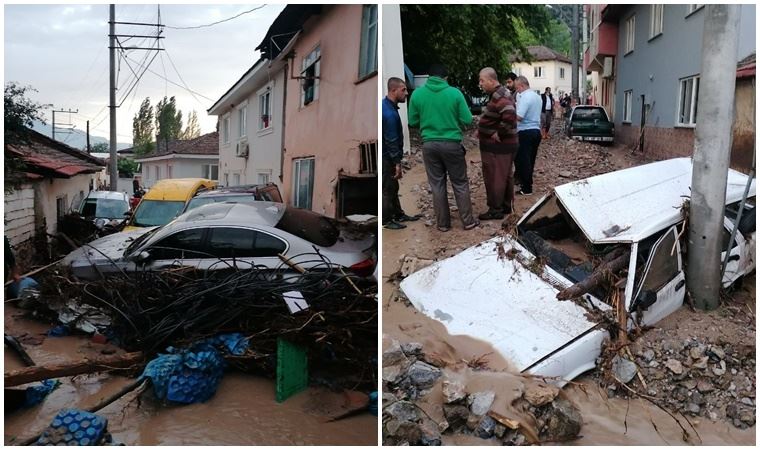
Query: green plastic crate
xmin=275 ymin=338 xmax=308 ymax=403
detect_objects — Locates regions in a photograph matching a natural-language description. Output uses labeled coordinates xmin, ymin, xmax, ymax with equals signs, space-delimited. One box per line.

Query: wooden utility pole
xmin=687 ymin=5 xmax=740 ymax=310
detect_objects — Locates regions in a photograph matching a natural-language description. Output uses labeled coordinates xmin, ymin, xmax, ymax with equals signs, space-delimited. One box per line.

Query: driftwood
xmin=4 ymin=351 xmax=144 ymax=387
xmin=4 ymin=258 xmax=65 ymax=287
xmin=4 ymin=334 xmax=35 ymax=367
xmin=556 ymin=250 xmax=631 ymax=300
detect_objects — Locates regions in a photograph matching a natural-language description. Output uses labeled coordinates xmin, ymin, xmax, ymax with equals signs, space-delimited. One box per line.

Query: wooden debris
xmin=556 ymin=250 xmax=630 ymax=300
xmin=4 ymin=351 xmax=144 ymax=387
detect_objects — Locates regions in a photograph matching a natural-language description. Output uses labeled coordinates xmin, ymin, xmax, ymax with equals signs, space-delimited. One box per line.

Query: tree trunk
xmin=4 ymin=352 xmax=144 ymax=387
xmin=556 ymin=250 xmax=631 ymax=300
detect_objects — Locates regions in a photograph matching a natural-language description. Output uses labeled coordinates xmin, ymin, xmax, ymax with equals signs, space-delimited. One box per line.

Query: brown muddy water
xmin=381 ymin=155 xmax=755 ymax=445
xmin=4 ymin=305 xmax=377 ymax=445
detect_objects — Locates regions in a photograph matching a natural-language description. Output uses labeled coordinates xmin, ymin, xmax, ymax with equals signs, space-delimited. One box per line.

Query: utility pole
xmin=580 ymin=6 xmax=588 ymax=102
xmin=109 ymin=4 xmax=118 ymax=191
xmin=571 ymin=4 xmax=579 ymax=103
xmin=51 ymin=108 xmax=78 ymax=142
xmin=86 ymin=120 xmax=91 ymax=153
xmin=687 ymin=4 xmax=740 ymax=310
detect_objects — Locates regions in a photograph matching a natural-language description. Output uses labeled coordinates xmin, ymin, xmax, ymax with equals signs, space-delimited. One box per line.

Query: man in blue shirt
xmin=382 ymin=77 xmax=419 ymax=229
xmin=514 ymin=76 xmax=542 ymax=195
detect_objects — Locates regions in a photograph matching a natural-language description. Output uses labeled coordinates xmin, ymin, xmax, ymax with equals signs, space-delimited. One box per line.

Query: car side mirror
xmin=133 ymin=251 xmax=151 ymax=263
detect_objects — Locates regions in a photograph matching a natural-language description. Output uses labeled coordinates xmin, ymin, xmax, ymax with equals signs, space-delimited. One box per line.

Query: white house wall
xmin=41 ymin=175 xmax=93 ymax=236
xmin=513 ymin=60 xmax=573 ymax=95
xmin=218 ymin=67 xmax=285 ymax=188
xmin=140 ymin=157 xmax=220 ymax=188
xmin=382 ymin=3 xmax=411 ymax=153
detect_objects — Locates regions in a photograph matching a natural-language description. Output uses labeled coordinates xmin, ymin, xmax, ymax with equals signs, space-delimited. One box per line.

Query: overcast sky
xmin=4 ymin=4 xmax=286 ymax=145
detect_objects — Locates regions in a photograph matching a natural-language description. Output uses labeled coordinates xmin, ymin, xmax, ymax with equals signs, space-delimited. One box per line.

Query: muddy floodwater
xmin=5 ymin=305 xmax=377 ymax=445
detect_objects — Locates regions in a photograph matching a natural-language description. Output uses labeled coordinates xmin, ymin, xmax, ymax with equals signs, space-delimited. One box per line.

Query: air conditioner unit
xmin=235 ymin=139 xmax=249 ymax=158
xmin=602 ymin=57 xmax=614 ymax=78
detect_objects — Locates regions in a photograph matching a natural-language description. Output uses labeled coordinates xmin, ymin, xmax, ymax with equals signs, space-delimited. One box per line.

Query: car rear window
xmin=573 ymin=108 xmax=608 ymax=121
xmin=275 ymin=207 xmax=339 ymax=248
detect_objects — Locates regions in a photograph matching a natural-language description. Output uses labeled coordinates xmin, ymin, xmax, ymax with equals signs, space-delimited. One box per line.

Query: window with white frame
xmin=293 ymin=157 xmax=315 ymax=210
xmin=301 ymin=46 xmax=321 ymax=106
xmin=623 ymin=90 xmax=633 ymax=123
xmin=222 ymin=116 xmax=230 ymax=143
xmin=559 ymin=68 xmax=565 ymax=79
xmin=625 ymin=15 xmax=636 ymax=54
xmin=534 ymin=66 xmax=544 ymax=78
xmin=238 ymin=106 xmax=247 ymax=138
xmin=358 ymin=4 xmax=378 ymax=78
xmin=650 ymin=5 xmax=664 ymax=38
xmin=257 ymin=172 xmax=270 ymax=184
xmin=167 ymin=165 xmax=173 ymax=179
xmin=677 ymin=75 xmax=700 ymax=126
xmin=232 ymin=173 xmax=241 ymax=186
xmin=224 ymin=173 xmax=229 ymax=186
xmin=154 ymin=165 xmax=160 ymax=180
xmin=202 ymin=164 xmax=219 ymax=180
xmin=259 ymin=90 xmax=272 ymax=130
xmin=687 ymin=4 xmax=703 ymax=15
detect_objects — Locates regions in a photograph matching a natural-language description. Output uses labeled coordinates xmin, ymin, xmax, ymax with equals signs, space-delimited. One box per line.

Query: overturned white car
xmin=401 ymin=158 xmax=755 ymax=385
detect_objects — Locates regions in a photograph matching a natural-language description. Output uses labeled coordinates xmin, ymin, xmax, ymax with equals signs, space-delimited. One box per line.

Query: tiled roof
xmin=5 ymin=129 xmax=105 ymax=178
xmin=142 ymin=132 xmax=219 ymax=158
xmin=513 ymin=46 xmax=572 ymax=64
xmin=737 ymin=52 xmax=755 ymax=79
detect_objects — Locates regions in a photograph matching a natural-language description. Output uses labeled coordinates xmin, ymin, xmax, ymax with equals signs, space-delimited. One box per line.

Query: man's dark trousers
xmin=515 ymin=129 xmax=542 ymax=193
xmin=382 ymin=158 xmax=403 ymax=222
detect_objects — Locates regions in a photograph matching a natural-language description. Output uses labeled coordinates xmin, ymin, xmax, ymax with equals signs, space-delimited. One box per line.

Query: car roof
xmin=143 ymin=178 xmax=217 ymax=202
xmin=85 ymin=191 xmax=129 ymax=201
xmin=552 ymin=157 xmax=756 ymax=244
xmin=192 ymin=185 xmax=269 ymax=197
xmin=155 ymin=202 xmax=286 ymax=237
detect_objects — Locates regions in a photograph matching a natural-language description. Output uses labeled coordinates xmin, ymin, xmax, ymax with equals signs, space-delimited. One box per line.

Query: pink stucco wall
xmin=282 ymin=5 xmax=378 ymax=217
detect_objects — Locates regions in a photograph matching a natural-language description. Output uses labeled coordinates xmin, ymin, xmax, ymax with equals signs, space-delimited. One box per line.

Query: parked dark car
xmin=566 ymin=105 xmax=614 ymax=144
xmin=182 ymin=183 xmax=283 ymax=213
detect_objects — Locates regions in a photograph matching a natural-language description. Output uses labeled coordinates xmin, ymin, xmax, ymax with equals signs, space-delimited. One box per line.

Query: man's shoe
xmin=478 ymin=210 xmax=505 ymax=220
xmin=517 ymin=189 xmax=533 ymax=196
xmin=463 ymin=220 xmax=480 ymax=230
xmin=396 ymin=213 xmax=421 ymax=222
xmin=383 ymin=221 xmax=407 ymax=230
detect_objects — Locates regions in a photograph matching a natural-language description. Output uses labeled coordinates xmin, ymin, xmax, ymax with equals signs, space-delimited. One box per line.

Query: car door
xmin=204 ymin=226 xmax=288 ymax=272
xmin=720 ymin=216 xmax=748 ymax=287
xmin=629 ymin=226 xmax=686 ymax=326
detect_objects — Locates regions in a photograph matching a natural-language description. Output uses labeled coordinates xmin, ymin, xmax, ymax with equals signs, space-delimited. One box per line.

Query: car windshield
xmin=275 ymin=206 xmax=339 ymax=247
xmin=82 ymin=199 xmax=129 ymax=219
xmin=132 ymin=200 xmax=185 ymax=227
xmin=573 ymin=108 xmax=608 ymax=121
xmin=185 ymin=194 xmax=259 ymax=212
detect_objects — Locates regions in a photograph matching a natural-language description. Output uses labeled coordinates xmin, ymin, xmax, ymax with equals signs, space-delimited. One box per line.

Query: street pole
xmin=109 ymin=4 xmax=118 ymax=191
xmin=571 ymin=4 xmax=579 ymax=103
xmin=580 ymin=6 xmax=588 ymax=102
xmin=52 ymin=110 xmax=56 ymax=141
xmin=687 ymin=4 xmax=740 ymax=310
xmin=86 ymin=120 xmax=91 ymax=153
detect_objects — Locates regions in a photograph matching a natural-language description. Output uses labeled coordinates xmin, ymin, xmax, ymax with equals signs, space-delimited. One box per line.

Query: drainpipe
xmin=280 ymin=61 xmax=288 ymax=184
xmin=687 ymin=5 xmax=740 ymax=310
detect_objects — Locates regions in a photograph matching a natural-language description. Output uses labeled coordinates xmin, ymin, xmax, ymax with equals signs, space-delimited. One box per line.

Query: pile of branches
xmin=36 ymin=253 xmax=377 ymax=390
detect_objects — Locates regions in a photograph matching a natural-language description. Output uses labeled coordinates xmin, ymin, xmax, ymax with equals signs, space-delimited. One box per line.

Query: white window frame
xmin=222 ymin=115 xmax=230 ymax=144
xmin=257 ymin=172 xmax=270 ymax=185
xmin=167 ymin=165 xmax=173 ymax=179
xmin=293 ymin=157 xmax=315 ymax=210
xmin=649 ymin=5 xmax=664 ymax=39
xmin=232 ymin=173 xmax=241 ymax=186
xmin=534 ymin=66 xmax=544 ymax=78
xmin=154 ymin=165 xmax=160 ymax=180
xmin=559 ymin=67 xmax=565 ymax=79
xmin=676 ymin=75 xmax=700 ymax=127
xmin=623 ymin=90 xmax=633 ymax=123
xmin=202 ymin=164 xmax=219 ymax=180
xmin=237 ymin=104 xmax=247 ymax=138
xmin=358 ymin=4 xmax=378 ymax=79
xmin=625 ymin=15 xmax=636 ymax=54
xmin=301 ymin=45 xmax=321 ymax=107
xmin=258 ymin=88 xmax=273 ymax=131
xmin=686 ymin=4 xmax=704 ymax=16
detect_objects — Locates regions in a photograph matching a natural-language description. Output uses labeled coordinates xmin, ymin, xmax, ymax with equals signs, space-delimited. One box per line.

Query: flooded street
xmin=382 ymin=132 xmax=756 ymax=445
xmin=5 ymin=305 xmax=376 ymax=445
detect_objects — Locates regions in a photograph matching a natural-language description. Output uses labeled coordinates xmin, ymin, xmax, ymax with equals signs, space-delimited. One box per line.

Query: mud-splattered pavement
xmin=5 ymin=304 xmax=377 ymax=446
xmin=382 ymin=127 xmax=756 ymax=445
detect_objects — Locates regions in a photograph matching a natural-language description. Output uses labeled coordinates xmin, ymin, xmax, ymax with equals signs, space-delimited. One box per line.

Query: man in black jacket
xmin=540 ymin=87 xmax=555 ymax=139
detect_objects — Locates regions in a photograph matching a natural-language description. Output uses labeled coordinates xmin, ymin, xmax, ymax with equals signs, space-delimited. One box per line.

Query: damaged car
xmin=401 ymin=158 xmax=755 ymax=386
xmin=64 ymin=202 xmax=376 ymax=280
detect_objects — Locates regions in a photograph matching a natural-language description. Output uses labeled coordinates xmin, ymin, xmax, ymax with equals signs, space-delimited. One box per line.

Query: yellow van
xmin=124 ymin=178 xmax=217 ymax=231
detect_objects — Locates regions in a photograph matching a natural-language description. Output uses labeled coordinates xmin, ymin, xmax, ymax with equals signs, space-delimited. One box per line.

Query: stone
xmin=739 ymin=411 xmax=756 ymax=426
xmin=382 ymin=392 xmax=398 ymax=408
xmin=419 ymin=420 xmax=442 ymax=446
xmin=401 ymin=342 xmax=424 ymax=357
xmin=612 ymin=355 xmax=638 ymax=384
xmin=692 ymin=356 xmax=709 ymax=369
xmin=726 ymin=403 xmax=740 ymax=419
xmin=690 ymin=391 xmax=705 ymax=405
xmin=493 ymin=423 xmax=507 ymax=439
xmin=559 ymin=170 xmax=573 ymax=178
xmin=442 ymin=404 xmax=470 ymax=430
xmin=696 ymin=380 xmax=714 ymax=393
xmin=441 ymin=376 xmax=467 ymax=404
xmin=708 ymin=410 xmax=719 ymax=421
xmin=384 ymin=340 xmax=411 ymax=367
xmin=390 ymin=420 xmax=422 ymax=444
xmin=524 ymin=383 xmax=560 ymax=407
xmin=407 ymin=361 xmax=442 ymax=390
xmin=642 ymin=349 xmax=656 ymax=362
xmin=707 ymin=345 xmax=725 ymax=360
xmin=665 ymin=359 xmax=684 ymax=375
xmin=505 ymin=432 xmax=527 ymax=446
xmin=476 ymin=416 xmax=497 ymax=439
xmin=400 ymin=256 xmax=435 ymax=278
xmin=383 ymin=365 xmax=406 ymax=385
xmin=681 ymin=379 xmax=697 ymax=390
xmin=741 ymin=397 xmax=754 ymax=406
xmin=684 ymin=402 xmax=701 ymax=415
xmin=385 ymin=401 xmax=420 ymax=423
xmin=712 ymin=360 xmax=727 ymax=376
xmin=689 ymin=344 xmax=706 ymax=360
xmin=542 ymin=398 xmax=583 ymax=441
xmin=468 ymin=391 xmax=496 ymax=417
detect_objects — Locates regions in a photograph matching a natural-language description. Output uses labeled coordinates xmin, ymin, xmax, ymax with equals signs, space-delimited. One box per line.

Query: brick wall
xmin=616 ymin=124 xmax=695 ymax=160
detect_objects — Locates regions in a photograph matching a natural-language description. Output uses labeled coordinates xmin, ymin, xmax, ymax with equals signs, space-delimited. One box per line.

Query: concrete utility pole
xmin=687 ymin=4 xmax=740 ymax=310
xmin=571 ymin=4 xmax=579 ymax=102
xmin=86 ymin=120 xmax=91 ymax=153
xmin=109 ymin=4 xmax=118 ymax=191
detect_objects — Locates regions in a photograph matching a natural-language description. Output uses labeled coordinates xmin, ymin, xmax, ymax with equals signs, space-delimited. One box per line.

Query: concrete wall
xmin=140 ymin=156 xmax=219 ymax=188
xmin=382 ymin=3 xmax=411 ymax=153
xmin=282 ymin=5 xmax=378 ymax=217
xmin=512 ymin=60 xmax=573 ymax=96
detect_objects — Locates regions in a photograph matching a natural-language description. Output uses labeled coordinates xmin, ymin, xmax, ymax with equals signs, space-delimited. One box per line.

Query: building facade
xmin=512 ymin=46 xmax=573 ymax=96
xmin=134 ymin=132 xmax=219 ymax=188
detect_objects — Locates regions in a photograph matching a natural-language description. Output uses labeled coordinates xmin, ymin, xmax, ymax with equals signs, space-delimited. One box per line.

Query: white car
xmin=401 ymin=158 xmax=755 ymax=386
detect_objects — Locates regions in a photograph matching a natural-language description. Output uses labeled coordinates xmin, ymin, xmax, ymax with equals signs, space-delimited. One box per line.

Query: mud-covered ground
xmin=382 ymin=125 xmax=756 ymax=445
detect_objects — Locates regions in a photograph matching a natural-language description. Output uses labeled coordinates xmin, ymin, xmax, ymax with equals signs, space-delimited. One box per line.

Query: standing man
xmin=382 ymin=77 xmax=419 ymax=230
xmin=408 ymin=64 xmax=478 ymax=232
xmin=505 ymin=72 xmax=518 ymax=99
xmin=514 ymin=76 xmax=542 ymax=196
xmin=540 ymin=87 xmax=554 ymax=139
xmin=476 ymin=67 xmax=518 ymax=220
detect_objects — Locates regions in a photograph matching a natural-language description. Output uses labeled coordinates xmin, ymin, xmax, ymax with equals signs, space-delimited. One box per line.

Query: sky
xmin=4 ymin=4 xmax=286 ymax=146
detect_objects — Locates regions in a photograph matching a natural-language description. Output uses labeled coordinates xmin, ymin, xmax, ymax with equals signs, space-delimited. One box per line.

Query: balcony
xmin=585 ymin=5 xmax=620 ymax=73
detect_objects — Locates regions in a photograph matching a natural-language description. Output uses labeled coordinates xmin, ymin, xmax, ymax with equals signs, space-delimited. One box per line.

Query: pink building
xmin=257 ymin=5 xmax=378 ymax=218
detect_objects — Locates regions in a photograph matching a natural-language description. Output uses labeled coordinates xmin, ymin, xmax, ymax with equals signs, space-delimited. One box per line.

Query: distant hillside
xmin=31 ymin=120 xmax=131 ymax=151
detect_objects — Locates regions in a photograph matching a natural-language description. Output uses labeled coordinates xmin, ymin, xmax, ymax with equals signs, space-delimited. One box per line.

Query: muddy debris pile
xmin=605 ymin=332 xmax=756 ymax=429
xmin=382 ymin=338 xmax=583 ymax=445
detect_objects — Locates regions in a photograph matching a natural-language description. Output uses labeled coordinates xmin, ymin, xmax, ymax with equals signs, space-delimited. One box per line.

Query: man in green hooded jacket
xmin=408 ymin=64 xmax=478 ymax=232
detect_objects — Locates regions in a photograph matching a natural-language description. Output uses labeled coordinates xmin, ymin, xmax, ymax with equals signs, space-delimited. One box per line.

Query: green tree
xmin=117 ymin=157 xmax=138 ymax=178
xmin=181 ymin=110 xmax=201 ymax=140
xmin=155 ymin=96 xmax=183 ymax=149
xmin=513 ymin=17 xmax=571 ymax=56
xmin=4 ymin=82 xmax=46 ymax=192
xmin=132 ymin=97 xmax=155 ymax=155
xmin=400 ymin=5 xmax=552 ymax=95
xmin=91 ymin=142 xmax=109 ymax=153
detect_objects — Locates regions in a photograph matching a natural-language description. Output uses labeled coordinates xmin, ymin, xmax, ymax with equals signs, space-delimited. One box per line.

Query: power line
xmin=164 ymin=48 xmax=204 ymax=107
xmin=164 ymin=5 xmax=267 ymax=30
xmin=123 ymin=53 xmax=215 ymax=102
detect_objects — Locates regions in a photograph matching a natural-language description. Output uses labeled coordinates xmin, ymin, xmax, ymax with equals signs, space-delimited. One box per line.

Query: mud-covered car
xmin=401 ymin=158 xmax=755 ymax=385
xmin=566 ymin=105 xmax=615 ymax=143
xmin=79 ymin=191 xmax=131 ymax=229
xmin=182 ymin=183 xmax=283 ymax=214
xmin=64 ymin=202 xmax=376 ymax=280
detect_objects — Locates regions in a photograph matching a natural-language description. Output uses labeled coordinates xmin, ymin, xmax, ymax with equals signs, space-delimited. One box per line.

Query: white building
xmin=512 ymin=45 xmax=573 ymax=96
xmin=382 ymin=4 xmax=411 ymax=153
xmin=208 ymin=57 xmax=286 ymax=188
xmin=134 ymin=132 xmax=219 ymax=188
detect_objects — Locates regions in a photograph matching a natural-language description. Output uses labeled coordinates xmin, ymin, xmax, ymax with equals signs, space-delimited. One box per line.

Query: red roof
xmin=5 ymin=129 xmax=105 ymax=179
xmin=737 ymin=53 xmax=755 ymax=79
xmin=140 ymin=131 xmax=219 ymax=158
